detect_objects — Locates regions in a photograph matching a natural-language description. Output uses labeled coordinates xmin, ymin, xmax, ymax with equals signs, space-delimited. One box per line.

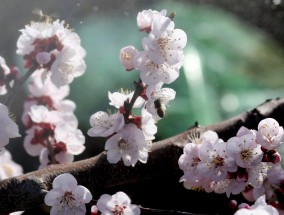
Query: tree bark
xmin=1 ymin=98 xmax=284 ymax=215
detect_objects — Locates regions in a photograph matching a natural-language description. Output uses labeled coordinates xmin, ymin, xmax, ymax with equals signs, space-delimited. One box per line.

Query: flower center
xmin=158 ymin=37 xmax=170 ymax=50
xmin=112 ymin=205 xmax=125 ymax=215
xmin=240 ymin=149 xmax=252 ymax=160
xmin=60 ymin=191 xmax=75 ymax=206
xmin=118 ymin=139 xmax=130 ymax=151
xmin=213 ymin=156 xmax=224 ymax=167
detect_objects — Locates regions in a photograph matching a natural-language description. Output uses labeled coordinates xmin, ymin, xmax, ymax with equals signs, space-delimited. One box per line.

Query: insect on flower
xmin=154 ymin=99 xmax=165 ymax=118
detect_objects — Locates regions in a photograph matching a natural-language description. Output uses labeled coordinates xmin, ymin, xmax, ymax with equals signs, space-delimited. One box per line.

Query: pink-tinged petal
xmin=97 ymin=194 xmax=115 ymax=213
xmin=53 ymin=173 xmax=77 ymax=191
xmin=74 ymin=185 xmax=92 ymax=203
xmin=107 ymin=149 xmax=122 ymax=164
xmin=44 ymin=190 xmax=62 ymax=206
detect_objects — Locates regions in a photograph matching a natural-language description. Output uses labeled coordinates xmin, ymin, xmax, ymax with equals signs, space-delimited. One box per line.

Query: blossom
xmin=234 ymin=195 xmax=279 ymax=215
xmin=0 ymin=150 xmax=23 ymax=180
xmin=256 ymin=118 xmax=284 ymax=150
xmin=0 ymin=56 xmax=17 ymax=95
xmin=197 ymin=133 xmax=237 ymax=181
xmin=0 ymin=103 xmax=20 ymax=149
xmin=44 ymin=173 xmax=92 ymax=215
xmin=142 ymin=15 xmax=187 ymax=65
xmin=105 ymin=123 xmax=149 ymax=166
xmin=145 ymin=87 xmax=176 ymax=120
xmin=227 ymin=127 xmax=263 ymax=169
xmin=97 ymin=191 xmax=140 ymax=215
xmin=119 ymin=46 xmax=139 ymax=71
xmin=88 ymin=111 xmax=125 ymax=137
xmin=135 ymin=51 xmax=182 ymax=85
xmin=137 ymin=9 xmax=167 ymax=32
xmin=50 ymin=46 xmax=86 ymax=88
xmin=141 ymin=108 xmax=157 ymax=141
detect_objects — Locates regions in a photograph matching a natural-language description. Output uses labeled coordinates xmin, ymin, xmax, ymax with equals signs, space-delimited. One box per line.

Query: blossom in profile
xmin=137 ymin=9 xmax=167 ymax=33
xmin=234 ymin=195 xmax=279 ymax=215
xmin=0 ymin=103 xmax=20 ymax=149
xmin=97 ymin=191 xmax=140 ymax=215
xmin=0 ymin=150 xmax=23 ymax=180
xmin=44 ymin=173 xmax=92 ymax=215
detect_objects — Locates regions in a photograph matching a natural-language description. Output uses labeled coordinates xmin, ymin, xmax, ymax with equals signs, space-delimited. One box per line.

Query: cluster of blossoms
xmin=15 ymin=18 xmax=87 ymax=168
xmin=178 ymin=118 xmax=284 ymax=211
xmin=44 ymin=173 xmax=140 ymax=215
xmin=17 ymin=19 xmax=86 ymax=88
xmin=88 ymin=9 xmax=187 ymax=167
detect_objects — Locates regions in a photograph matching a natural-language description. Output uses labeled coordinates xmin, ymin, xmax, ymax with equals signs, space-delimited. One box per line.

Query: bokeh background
xmin=0 ymin=0 xmax=284 ymax=174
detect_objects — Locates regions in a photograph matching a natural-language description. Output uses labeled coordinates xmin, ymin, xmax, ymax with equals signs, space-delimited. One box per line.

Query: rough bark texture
xmin=1 ymin=98 xmax=284 ymax=215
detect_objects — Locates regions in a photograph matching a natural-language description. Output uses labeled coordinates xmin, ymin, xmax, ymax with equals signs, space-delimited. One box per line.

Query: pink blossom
xmin=44 ymin=173 xmax=92 ymax=215
xmin=97 ymin=191 xmax=140 ymax=215
xmin=257 ymin=118 xmax=284 ymax=150
xmin=119 ymin=46 xmax=139 ymax=71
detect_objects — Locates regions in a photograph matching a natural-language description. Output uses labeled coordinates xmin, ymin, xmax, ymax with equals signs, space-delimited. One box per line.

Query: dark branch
xmin=1 ymin=98 xmax=284 ymax=214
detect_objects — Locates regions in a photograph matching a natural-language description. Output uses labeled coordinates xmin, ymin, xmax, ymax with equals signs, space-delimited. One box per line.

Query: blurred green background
xmin=0 ymin=0 xmax=283 ymax=171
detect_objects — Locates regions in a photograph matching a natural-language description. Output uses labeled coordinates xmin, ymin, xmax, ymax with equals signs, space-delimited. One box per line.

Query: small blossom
xmin=97 ymin=191 xmax=140 ymax=215
xmin=0 ymin=103 xmax=20 ymax=149
xmin=197 ymin=133 xmax=237 ymax=181
xmin=87 ymin=111 xmax=125 ymax=137
xmin=142 ymin=15 xmax=186 ymax=65
xmin=44 ymin=173 xmax=92 ymax=215
xmin=119 ymin=46 xmax=139 ymax=71
xmin=105 ymin=123 xmax=149 ymax=166
xmin=135 ymin=51 xmax=182 ymax=85
xmin=137 ymin=9 xmax=166 ymax=33
xmin=227 ymin=128 xmax=263 ymax=169
xmin=257 ymin=118 xmax=284 ymax=150
xmin=234 ymin=195 xmax=279 ymax=215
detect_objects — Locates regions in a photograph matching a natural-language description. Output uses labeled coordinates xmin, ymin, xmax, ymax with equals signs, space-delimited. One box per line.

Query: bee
xmin=154 ymin=99 xmax=165 ymax=118
xmin=32 ymin=9 xmax=58 ymax=22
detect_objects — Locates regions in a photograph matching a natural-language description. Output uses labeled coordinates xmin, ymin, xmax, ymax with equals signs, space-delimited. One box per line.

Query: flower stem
xmin=46 ymin=137 xmax=57 ymax=165
xmin=123 ymin=79 xmax=145 ymax=122
xmin=4 ymin=65 xmax=37 ymax=107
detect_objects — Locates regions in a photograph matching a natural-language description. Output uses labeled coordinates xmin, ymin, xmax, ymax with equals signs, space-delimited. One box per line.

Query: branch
xmin=1 ymin=98 xmax=284 ymax=214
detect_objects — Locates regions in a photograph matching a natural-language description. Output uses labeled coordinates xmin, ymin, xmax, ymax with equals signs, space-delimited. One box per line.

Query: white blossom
xmin=87 ymin=111 xmax=125 ymax=137
xmin=256 ymin=118 xmax=284 ymax=150
xmin=44 ymin=173 xmax=92 ymax=215
xmin=105 ymin=123 xmax=149 ymax=166
xmin=227 ymin=127 xmax=263 ymax=169
xmin=197 ymin=134 xmax=237 ymax=181
xmin=0 ymin=103 xmax=20 ymax=149
xmin=135 ymin=51 xmax=182 ymax=85
xmin=142 ymin=15 xmax=186 ymax=65
xmin=137 ymin=9 xmax=167 ymax=32
xmin=234 ymin=195 xmax=279 ymax=215
xmin=97 ymin=191 xmax=140 ymax=215
xmin=119 ymin=46 xmax=139 ymax=71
